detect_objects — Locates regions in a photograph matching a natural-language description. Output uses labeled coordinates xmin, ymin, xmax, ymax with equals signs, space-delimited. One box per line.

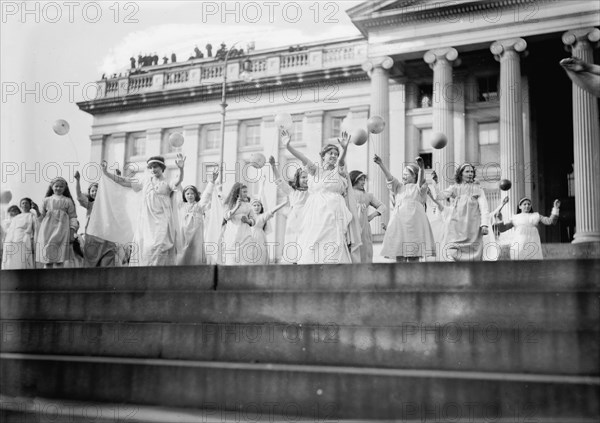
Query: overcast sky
xmin=1 ymin=0 xmax=363 ymax=217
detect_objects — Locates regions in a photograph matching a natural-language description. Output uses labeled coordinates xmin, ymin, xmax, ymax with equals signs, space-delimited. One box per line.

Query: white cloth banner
xmin=87 ymin=173 xmax=141 ymax=245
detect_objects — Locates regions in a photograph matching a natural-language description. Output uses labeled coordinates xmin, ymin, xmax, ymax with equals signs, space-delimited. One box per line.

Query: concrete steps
xmin=1 ymin=260 xmax=599 ymax=419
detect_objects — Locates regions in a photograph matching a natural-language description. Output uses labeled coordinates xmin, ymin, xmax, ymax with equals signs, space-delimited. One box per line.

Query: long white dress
xmin=2 ymin=212 xmax=38 ymax=269
xmin=297 ymin=165 xmax=352 ymax=264
xmin=509 ymin=210 xmax=558 ymax=260
xmin=251 ymin=212 xmax=273 ymax=265
xmin=221 ymin=202 xmax=256 ymax=265
xmin=130 ymin=175 xmax=178 ymax=266
xmin=381 ymin=179 xmax=435 ymax=259
xmin=275 ymin=179 xmax=309 ymax=264
xmin=37 ymin=195 xmax=79 ymax=264
xmin=438 ymin=182 xmax=489 ymax=262
xmin=177 ymin=183 xmax=214 ymax=265
xmin=351 ymin=189 xmax=386 ymax=263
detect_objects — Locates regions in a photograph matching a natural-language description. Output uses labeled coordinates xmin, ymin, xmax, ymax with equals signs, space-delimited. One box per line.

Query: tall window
xmin=242 ymin=123 xmax=261 ymax=147
xmin=419 ymin=127 xmax=433 ymax=169
xmin=330 ymin=116 xmax=345 ymax=139
xmin=127 ymin=132 xmax=146 ymax=158
xmin=290 ymin=118 xmax=303 ymax=143
xmin=205 ymin=128 xmax=220 ymax=150
xmin=479 ymin=122 xmax=499 ymax=165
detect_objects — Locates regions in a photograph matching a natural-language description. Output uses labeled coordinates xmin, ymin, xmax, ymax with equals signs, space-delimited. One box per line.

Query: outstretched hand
xmin=554 ymin=199 xmax=561 ymax=208
xmin=431 ymin=170 xmax=438 ymax=184
xmin=338 ymin=131 xmax=351 ymax=149
xmin=502 ymin=196 xmax=509 ymax=205
xmin=373 ymin=154 xmax=383 ymax=166
xmin=175 ymin=153 xmax=186 ymax=169
xmin=211 ymin=168 xmax=219 ymax=183
xmin=415 ymin=156 xmax=424 ymax=169
xmin=560 ymin=56 xmax=586 ymax=73
xmin=280 ymin=129 xmax=291 ymax=145
xmin=74 ymin=171 xmax=81 ymax=180
xmin=268 ymin=156 xmax=276 ymax=166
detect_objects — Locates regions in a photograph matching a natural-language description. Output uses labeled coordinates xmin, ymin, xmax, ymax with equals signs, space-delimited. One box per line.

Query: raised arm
xmin=172 ymin=153 xmax=186 ymax=188
xmin=539 ymin=199 xmax=561 ymax=225
xmin=199 ymin=168 xmax=219 ymax=211
xmin=337 ymin=131 xmax=350 ymax=170
xmin=73 ymin=171 xmax=89 ymax=208
xmin=101 ymin=161 xmax=133 ymax=188
xmin=283 ymin=129 xmax=317 ymax=175
xmin=415 ymin=157 xmax=426 ymax=186
xmin=373 ymin=154 xmax=394 ymax=181
xmin=268 ymin=156 xmax=281 ymax=180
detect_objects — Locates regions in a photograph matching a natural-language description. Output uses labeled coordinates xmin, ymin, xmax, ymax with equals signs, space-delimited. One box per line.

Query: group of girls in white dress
xmin=2 ymin=129 xmax=561 ymax=269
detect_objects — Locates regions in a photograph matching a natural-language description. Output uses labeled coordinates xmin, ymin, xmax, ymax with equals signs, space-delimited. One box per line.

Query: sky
xmin=0 ymin=0 xmax=363 ymax=219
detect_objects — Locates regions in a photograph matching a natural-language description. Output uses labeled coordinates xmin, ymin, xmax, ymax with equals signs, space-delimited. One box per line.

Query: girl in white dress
xmin=437 ymin=163 xmax=490 ymax=262
xmin=2 ymin=200 xmax=39 ymax=269
xmin=348 ymin=170 xmax=386 ymax=263
xmin=249 ymin=197 xmax=289 ymax=265
xmin=375 ymin=155 xmax=435 ymax=262
xmin=268 ymin=155 xmax=309 ymax=264
xmin=37 ymin=177 xmax=79 ymax=268
xmin=221 ymin=182 xmax=256 ymax=265
xmin=284 ymin=129 xmax=356 ymax=264
xmin=177 ymin=168 xmax=218 ymax=265
xmin=101 ymin=154 xmax=185 ymax=266
xmin=494 ymin=197 xmax=560 ymax=260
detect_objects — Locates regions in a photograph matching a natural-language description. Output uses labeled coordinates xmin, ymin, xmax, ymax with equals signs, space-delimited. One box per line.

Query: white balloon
xmin=350 ymin=127 xmax=369 ymax=146
xmin=367 ymin=115 xmax=386 ymax=134
xmin=53 ymin=119 xmax=70 ymax=136
xmin=274 ymin=112 xmax=293 ymax=130
xmin=0 ymin=190 xmax=12 ymax=204
xmin=169 ymin=132 xmax=185 ymax=148
xmin=249 ymin=152 xmax=266 ymax=168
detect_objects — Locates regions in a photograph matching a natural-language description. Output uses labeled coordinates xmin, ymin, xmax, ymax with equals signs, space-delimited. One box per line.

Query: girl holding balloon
xmin=375 ymin=155 xmax=435 ymax=262
xmin=268 ymin=155 xmax=310 ymax=264
xmin=283 ymin=129 xmax=358 ymax=264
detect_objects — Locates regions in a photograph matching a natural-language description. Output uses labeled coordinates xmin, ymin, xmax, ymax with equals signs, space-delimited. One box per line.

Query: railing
xmin=98 ymin=38 xmax=366 ymax=98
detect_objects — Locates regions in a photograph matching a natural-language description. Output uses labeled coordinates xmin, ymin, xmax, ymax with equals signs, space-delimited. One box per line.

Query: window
xmin=127 ymin=132 xmax=146 ymax=158
xmin=290 ymin=118 xmax=303 ymax=143
xmin=242 ymin=123 xmax=261 ymax=147
xmin=478 ymin=76 xmax=499 ymax=102
xmin=419 ymin=128 xmax=433 ymax=169
xmin=205 ymin=128 xmax=220 ymax=150
xmin=479 ymin=122 xmax=499 ymax=165
xmin=161 ymin=128 xmax=183 ymax=154
xmin=418 ymin=84 xmax=433 ymax=108
xmin=331 ymin=116 xmax=345 ymax=139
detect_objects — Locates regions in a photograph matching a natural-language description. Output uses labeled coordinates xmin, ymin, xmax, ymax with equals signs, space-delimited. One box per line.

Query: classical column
xmin=182 ymin=124 xmax=201 ymax=186
xmin=490 ymin=38 xmax=527 ymax=221
xmin=424 ymin=48 xmax=458 ymax=190
xmin=563 ymin=28 xmax=600 ymax=243
xmin=362 ymin=56 xmax=393 ymax=235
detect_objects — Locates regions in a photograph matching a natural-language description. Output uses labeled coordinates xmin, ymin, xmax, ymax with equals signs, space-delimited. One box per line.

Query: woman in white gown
xmin=101 ymin=154 xmax=185 ymax=266
xmin=494 ymin=197 xmax=560 ymax=260
xmin=284 ymin=129 xmax=356 ymax=264
xmin=221 ymin=182 xmax=256 ymax=265
xmin=2 ymin=200 xmax=39 ymax=269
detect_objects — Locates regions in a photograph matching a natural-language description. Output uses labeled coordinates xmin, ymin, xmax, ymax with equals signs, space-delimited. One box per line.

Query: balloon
xmin=499 ymin=179 xmax=512 ymax=191
xmin=249 ymin=152 xmax=266 ymax=168
xmin=53 ymin=119 xmax=70 ymax=136
xmin=367 ymin=115 xmax=386 ymax=134
xmin=0 ymin=190 xmax=12 ymax=204
xmin=430 ymin=132 xmax=448 ymax=149
xmin=350 ymin=127 xmax=369 ymax=146
xmin=169 ymin=132 xmax=184 ymax=148
xmin=274 ymin=112 xmax=293 ymax=131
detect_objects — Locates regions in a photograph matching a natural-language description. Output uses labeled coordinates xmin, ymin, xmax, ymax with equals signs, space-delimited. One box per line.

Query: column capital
xmin=111 ymin=132 xmax=127 ymax=140
xmin=423 ymin=47 xmax=459 ymax=69
xmin=362 ymin=56 xmax=394 ymax=74
xmin=147 ymin=128 xmax=163 ymax=137
xmin=490 ymin=38 xmax=527 ymax=61
xmin=562 ymin=27 xmax=600 ymax=50
xmin=89 ymin=134 xmax=104 ymax=143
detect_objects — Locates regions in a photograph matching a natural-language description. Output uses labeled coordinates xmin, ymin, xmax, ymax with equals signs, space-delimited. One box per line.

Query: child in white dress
xmin=221 ymin=182 xmax=256 ymax=265
xmin=494 ymin=197 xmax=560 ymax=260
xmin=375 ymin=155 xmax=435 ymax=262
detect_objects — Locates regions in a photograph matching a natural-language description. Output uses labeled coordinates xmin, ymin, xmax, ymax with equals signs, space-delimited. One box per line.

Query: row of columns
xmin=363 ymin=27 xmax=599 ymax=243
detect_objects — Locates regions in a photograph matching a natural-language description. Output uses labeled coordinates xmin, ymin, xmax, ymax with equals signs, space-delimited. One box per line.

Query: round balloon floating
xmin=367 ymin=115 xmax=386 ymax=134
xmin=350 ymin=127 xmax=369 ymax=146
xmin=249 ymin=152 xmax=266 ymax=168
xmin=274 ymin=112 xmax=293 ymax=131
xmin=430 ymin=132 xmax=448 ymax=149
xmin=499 ymin=179 xmax=512 ymax=191
xmin=0 ymin=190 xmax=12 ymax=204
xmin=53 ymin=119 xmax=70 ymax=136
xmin=169 ymin=132 xmax=185 ymax=148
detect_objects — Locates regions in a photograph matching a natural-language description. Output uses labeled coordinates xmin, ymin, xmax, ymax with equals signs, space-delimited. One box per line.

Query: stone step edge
xmin=2 ymin=353 xmax=599 ymax=386
xmin=2 ymin=395 xmax=597 ymax=423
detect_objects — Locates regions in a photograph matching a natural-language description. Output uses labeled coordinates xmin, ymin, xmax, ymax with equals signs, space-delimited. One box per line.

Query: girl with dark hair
xmin=37 ymin=177 xmax=79 ymax=268
xmin=494 ymin=196 xmax=560 ymax=260
xmin=437 ymin=163 xmax=490 ymax=262
xmin=349 ymin=170 xmax=386 ymax=263
xmin=268 ymin=155 xmax=309 ymax=264
xmin=374 ymin=156 xmax=435 ymax=262
xmin=101 ymin=153 xmax=185 ymax=266
xmin=221 ymin=182 xmax=256 ymax=265
xmin=2 ymin=199 xmax=39 ymax=269
xmin=177 ymin=168 xmax=219 ymax=265
xmin=249 ymin=196 xmax=289 ymax=265
xmin=283 ymin=129 xmax=359 ymax=264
